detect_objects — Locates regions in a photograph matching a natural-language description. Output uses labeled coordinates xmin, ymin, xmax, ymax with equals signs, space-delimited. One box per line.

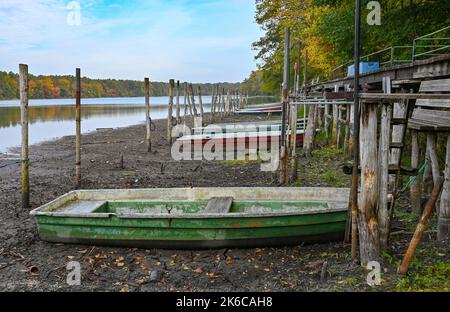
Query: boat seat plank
xmin=204 ymin=197 xmax=233 ymax=214
xmin=58 ymin=201 xmax=106 ymax=214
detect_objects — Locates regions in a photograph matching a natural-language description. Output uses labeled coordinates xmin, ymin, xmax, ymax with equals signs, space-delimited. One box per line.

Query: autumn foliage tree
xmin=243 ymin=0 xmax=449 ymax=94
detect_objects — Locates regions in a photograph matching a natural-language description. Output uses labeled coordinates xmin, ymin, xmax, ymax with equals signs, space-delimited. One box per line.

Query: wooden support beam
xmin=410 ymin=130 xmax=421 ymax=214
xmin=144 ymin=78 xmax=152 ymax=152
xmin=427 ymin=133 xmax=441 ymax=184
xmin=399 ymin=177 xmax=444 ymax=275
xmin=438 ymin=135 xmax=450 ymax=240
xmin=358 ymin=101 xmax=381 ymax=265
xmin=19 ymin=64 xmax=30 ymax=209
xmin=332 ymin=86 xmax=339 ymax=146
xmin=378 ymin=102 xmax=391 ymax=249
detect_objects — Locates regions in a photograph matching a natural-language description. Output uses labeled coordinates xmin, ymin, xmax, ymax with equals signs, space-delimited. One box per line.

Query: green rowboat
xmin=30 ymin=187 xmax=350 ymax=249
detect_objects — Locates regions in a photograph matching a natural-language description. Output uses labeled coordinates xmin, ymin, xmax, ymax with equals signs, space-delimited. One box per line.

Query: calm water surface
xmin=0 ymin=96 xmax=213 ymax=153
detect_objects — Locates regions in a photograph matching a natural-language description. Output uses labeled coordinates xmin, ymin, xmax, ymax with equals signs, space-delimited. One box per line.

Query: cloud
xmin=0 ymin=0 xmax=262 ymax=82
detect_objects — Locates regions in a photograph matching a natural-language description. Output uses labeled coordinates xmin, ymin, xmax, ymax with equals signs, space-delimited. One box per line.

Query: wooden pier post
xmin=410 ymin=130 xmax=421 ymax=214
xmin=378 ymin=101 xmax=391 ymax=249
xmin=343 ymin=104 xmax=351 ymax=156
xmin=210 ymin=85 xmax=216 ymax=122
xmin=378 ymin=77 xmax=392 ymax=249
xmin=332 ymin=85 xmax=339 ymax=146
xmin=189 ymin=84 xmax=198 ymax=116
xmin=168 ymin=79 xmax=175 ymax=144
xmin=184 ymin=82 xmax=190 ymax=121
xmin=324 ymin=104 xmax=330 ymax=145
xmin=19 ymin=64 xmax=30 ymax=209
xmin=438 ymin=135 xmax=450 ymax=240
xmin=304 ymin=104 xmax=316 ymax=158
xmin=144 ymin=78 xmax=152 ymax=152
xmin=427 ymin=134 xmax=441 ymax=184
xmin=176 ymin=80 xmax=181 ymax=124
xmin=75 ymin=68 xmax=81 ymax=187
xmin=358 ymin=101 xmax=381 ymax=264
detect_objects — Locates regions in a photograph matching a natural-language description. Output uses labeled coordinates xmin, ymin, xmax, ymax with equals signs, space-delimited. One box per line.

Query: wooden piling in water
xmin=144 ymin=78 xmax=152 ymax=152
xmin=168 ymin=79 xmax=175 ymax=144
xmin=75 ymin=68 xmax=81 ymax=187
xmin=19 ymin=64 xmax=30 ymax=209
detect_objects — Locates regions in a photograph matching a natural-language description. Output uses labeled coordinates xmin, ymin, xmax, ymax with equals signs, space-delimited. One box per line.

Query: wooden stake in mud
xmin=197 ymin=86 xmax=204 ymax=124
xmin=351 ymin=0 xmax=361 ymax=261
xmin=189 ymin=83 xmax=198 ymax=116
xmin=280 ymin=26 xmax=290 ymax=185
xmin=184 ymin=82 xmax=190 ymax=120
xmin=19 ymin=64 xmax=30 ymax=209
xmin=144 ymin=78 xmax=152 ymax=152
xmin=168 ymin=79 xmax=175 ymax=144
xmin=75 ymin=68 xmax=81 ymax=187
xmin=399 ymin=177 xmax=444 ymax=275
xmin=176 ymin=80 xmax=181 ymax=124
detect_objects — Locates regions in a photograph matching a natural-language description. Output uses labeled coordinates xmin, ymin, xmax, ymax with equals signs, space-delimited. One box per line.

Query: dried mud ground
xmin=0 ymin=114 xmax=448 ymax=292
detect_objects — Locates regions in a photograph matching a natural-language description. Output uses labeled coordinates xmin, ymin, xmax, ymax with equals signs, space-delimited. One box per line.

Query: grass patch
xmin=395 ymin=261 xmax=450 ymax=292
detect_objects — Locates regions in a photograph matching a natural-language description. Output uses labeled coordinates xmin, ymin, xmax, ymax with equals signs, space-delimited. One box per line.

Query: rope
xmin=398 ymin=160 xmax=429 ymax=194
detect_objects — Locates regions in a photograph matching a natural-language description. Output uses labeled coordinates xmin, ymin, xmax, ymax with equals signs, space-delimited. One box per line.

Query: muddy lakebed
xmin=0 ymin=113 xmax=448 ymax=292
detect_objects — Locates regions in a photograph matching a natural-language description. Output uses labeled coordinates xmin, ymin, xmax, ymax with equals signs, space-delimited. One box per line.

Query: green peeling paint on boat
xmin=30 ymin=187 xmax=350 ymax=249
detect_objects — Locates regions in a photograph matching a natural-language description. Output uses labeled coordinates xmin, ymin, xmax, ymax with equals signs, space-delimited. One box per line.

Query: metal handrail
xmin=412 ymin=25 xmax=450 ymax=61
xmin=332 ymin=26 xmax=450 ymax=79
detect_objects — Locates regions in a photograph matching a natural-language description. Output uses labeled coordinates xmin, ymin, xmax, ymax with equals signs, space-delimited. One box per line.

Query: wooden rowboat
xmin=237 ymin=103 xmax=282 ymax=111
xmin=236 ymin=103 xmax=282 ymax=114
xmin=193 ymin=119 xmax=307 ymax=135
xmin=176 ymin=129 xmax=305 ymax=147
xmin=30 ymin=187 xmax=350 ymax=249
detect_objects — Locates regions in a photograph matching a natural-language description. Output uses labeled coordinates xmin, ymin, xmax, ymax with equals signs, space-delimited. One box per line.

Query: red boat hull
xmin=180 ymin=133 xmax=304 ymax=149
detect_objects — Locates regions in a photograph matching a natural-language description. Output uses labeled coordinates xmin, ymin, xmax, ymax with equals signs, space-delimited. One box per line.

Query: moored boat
xmin=193 ymin=119 xmax=307 ymax=134
xmin=30 ymin=187 xmax=350 ymax=249
xmin=176 ymin=129 xmax=305 ymax=147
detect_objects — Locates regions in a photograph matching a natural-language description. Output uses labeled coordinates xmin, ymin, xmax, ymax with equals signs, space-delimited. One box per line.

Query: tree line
xmin=241 ymin=0 xmax=449 ymax=95
xmin=0 ymin=71 xmax=241 ymax=100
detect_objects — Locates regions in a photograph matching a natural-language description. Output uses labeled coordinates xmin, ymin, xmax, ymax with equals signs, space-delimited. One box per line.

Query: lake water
xmin=0 ymin=96 xmax=213 ymax=153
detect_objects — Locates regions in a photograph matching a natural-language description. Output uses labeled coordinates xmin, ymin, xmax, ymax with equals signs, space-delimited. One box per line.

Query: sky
xmin=0 ymin=0 xmax=263 ymax=82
